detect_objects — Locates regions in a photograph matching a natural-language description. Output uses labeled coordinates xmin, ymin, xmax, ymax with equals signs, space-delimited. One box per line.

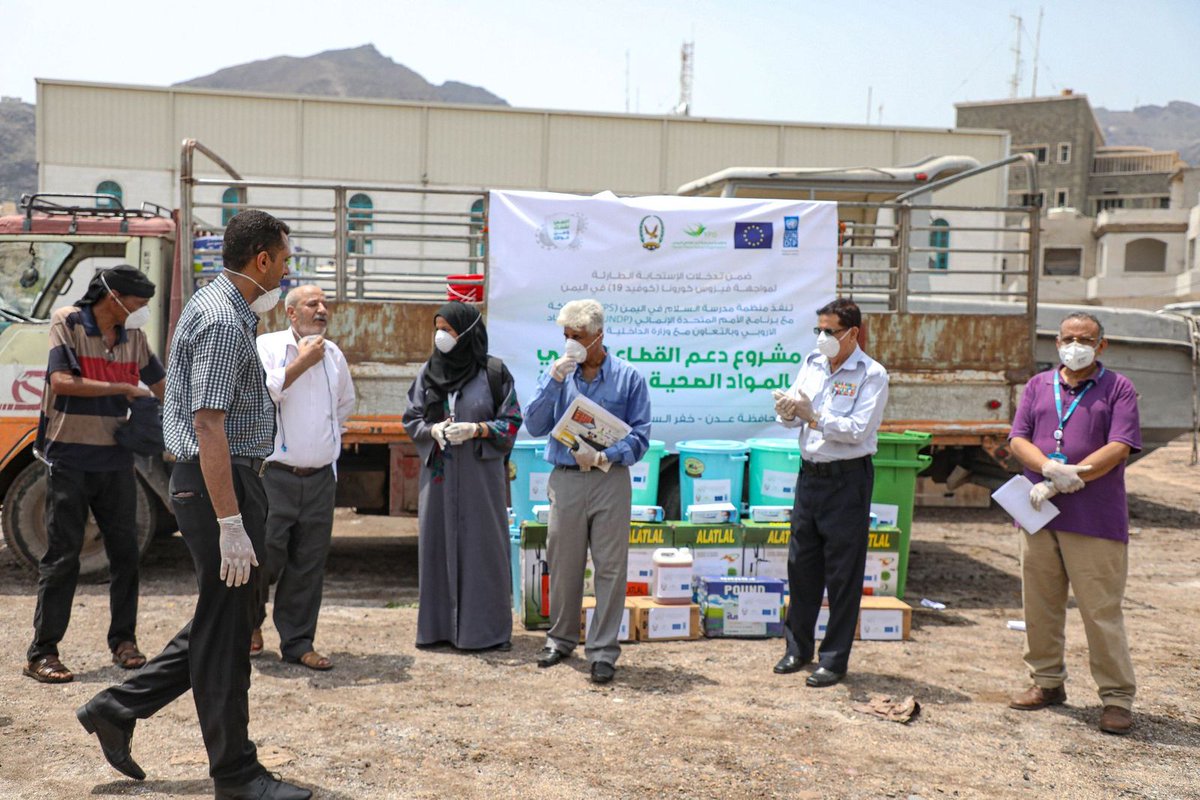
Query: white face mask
xmin=122 ymin=305 xmax=151 ymax=330
xmin=226 ymin=270 xmax=281 ymax=313
xmin=563 ymin=333 xmax=600 ymax=362
xmin=433 ymin=329 xmax=457 ymax=354
xmin=1058 ymin=342 xmax=1096 ymax=371
xmin=816 ymin=329 xmax=849 ymax=359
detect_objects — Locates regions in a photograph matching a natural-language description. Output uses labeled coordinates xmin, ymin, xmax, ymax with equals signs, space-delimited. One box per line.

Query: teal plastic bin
xmin=510 ymin=525 xmax=522 ymax=613
xmin=676 ymin=440 xmax=748 ymax=520
xmin=746 ymin=438 xmax=802 ymax=507
xmin=630 ymin=440 xmax=666 ymax=505
xmin=510 ymin=439 xmax=554 ymax=522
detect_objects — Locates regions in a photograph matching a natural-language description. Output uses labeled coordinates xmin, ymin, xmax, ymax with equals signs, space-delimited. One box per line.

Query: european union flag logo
xmin=734 ymin=222 xmax=773 ymax=249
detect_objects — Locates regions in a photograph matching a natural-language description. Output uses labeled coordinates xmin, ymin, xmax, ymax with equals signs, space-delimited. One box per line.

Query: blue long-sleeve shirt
xmin=524 ymin=350 xmax=651 ymax=467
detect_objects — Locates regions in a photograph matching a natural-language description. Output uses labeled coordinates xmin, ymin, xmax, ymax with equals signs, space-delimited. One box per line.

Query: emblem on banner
xmin=734 ymin=222 xmax=773 ymax=249
xmin=639 ymin=215 xmax=665 ymax=250
xmin=535 ymin=213 xmax=587 ymax=250
xmin=783 ymin=216 xmax=799 ymax=248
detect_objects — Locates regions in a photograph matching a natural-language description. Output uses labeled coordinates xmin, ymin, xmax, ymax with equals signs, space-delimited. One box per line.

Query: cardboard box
xmin=857 ymin=595 xmax=912 ymax=640
xmin=695 ymin=576 xmax=786 ymax=638
xmin=580 ymin=597 xmax=636 ymax=642
xmin=631 ymin=505 xmax=665 ymax=522
xmin=685 ymin=502 xmax=738 ymax=524
xmin=749 ymin=505 xmax=791 ymax=523
xmin=863 ymin=525 xmax=902 ymax=597
xmin=671 ymin=523 xmax=743 ymax=590
xmin=740 ymin=522 xmax=790 ymax=589
xmin=628 ymin=523 xmax=671 ymax=597
xmin=631 ymin=597 xmax=700 ymax=641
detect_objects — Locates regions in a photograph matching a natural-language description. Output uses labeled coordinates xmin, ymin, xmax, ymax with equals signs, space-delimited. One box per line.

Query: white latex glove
xmin=1041 ymin=460 xmax=1092 ymax=494
xmin=772 ymin=390 xmax=797 ymax=420
xmin=550 ymin=356 xmax=578 ymax=382
xmin=445 ymin=421 xmax=478 ymax=445
xmin=1029 ymin=480 xmax=1059 ymax=512
xmin=793 ymin=391 xmax=815 ymax=423
xmin=572 ymin=441 xmax=604 ymax=472
xmin=430 ymin=420 xmax=450 ymax=448
xmin=217 ymin=513 xmax=259 ymax=588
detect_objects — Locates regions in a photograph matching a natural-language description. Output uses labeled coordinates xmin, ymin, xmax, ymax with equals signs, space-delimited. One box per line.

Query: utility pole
xmin=675 ymin=40 xmax=694 ymax=116
xmin=1009 ymin=13 xmax=1023 ymax=98
xmin=1030 ymin=7 xmax=1044 ymax=97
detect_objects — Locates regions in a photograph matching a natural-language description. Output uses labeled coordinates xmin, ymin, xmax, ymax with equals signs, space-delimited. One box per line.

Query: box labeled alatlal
xmin=695 ymin=576 xmax=786 ymax=638
xmin=864 ymin=525 xmax=901 ymax=597
xmin=631 ymin=597 xmax=700 ymax=641
xmin=628 ymin=523 xmax=671 ymax=597
xmin=671 ymin=523 xmax=743 ymax=590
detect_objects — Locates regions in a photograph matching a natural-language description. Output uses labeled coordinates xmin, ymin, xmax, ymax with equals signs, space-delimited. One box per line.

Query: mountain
xmin=1095 ymin=101 xmax=1200 ymax=166
xmin=174 ymin=44 xmax=508 ymax=106
xmin=0 ymin=97 xmax=36 ymax=204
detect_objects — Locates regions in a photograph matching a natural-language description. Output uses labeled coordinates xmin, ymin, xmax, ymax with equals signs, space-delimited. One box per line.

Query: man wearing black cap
xmin=24 ymin=265 xmax=164 ymax=684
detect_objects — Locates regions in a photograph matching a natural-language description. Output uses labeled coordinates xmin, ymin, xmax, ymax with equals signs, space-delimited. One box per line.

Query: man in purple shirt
xmin=1007 ymin=311 xmax=1141 ymax=735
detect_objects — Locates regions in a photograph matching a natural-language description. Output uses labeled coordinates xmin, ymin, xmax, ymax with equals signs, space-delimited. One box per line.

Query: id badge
xmin=1048 ymin=452 xmax=1068 ymax=464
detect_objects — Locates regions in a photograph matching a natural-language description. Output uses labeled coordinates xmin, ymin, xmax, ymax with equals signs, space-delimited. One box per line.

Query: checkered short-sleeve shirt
xmin=162 ymin=273 xmax=275 ymax=460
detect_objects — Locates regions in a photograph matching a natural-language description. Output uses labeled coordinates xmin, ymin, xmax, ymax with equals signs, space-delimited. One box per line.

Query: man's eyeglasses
xmin=1058 ymin=336 xmax=1099 ymax=347
xmin=813 ymin=327 xmax=848 ymax=337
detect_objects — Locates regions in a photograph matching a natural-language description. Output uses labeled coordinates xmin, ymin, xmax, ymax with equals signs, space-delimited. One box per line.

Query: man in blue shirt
xmin=524 ymin=299 xmax=651 ymax=684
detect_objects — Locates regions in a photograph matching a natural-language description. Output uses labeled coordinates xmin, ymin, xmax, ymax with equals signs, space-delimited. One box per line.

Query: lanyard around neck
xmin=1051 ymin=366 xmax=1105 ymax=451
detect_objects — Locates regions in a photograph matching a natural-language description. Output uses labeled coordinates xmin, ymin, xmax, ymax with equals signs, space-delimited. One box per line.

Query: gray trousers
xmin=255 ymin=465 xmax=336 ymax=660
xmin=545 ymin=464 xmax=631 ymax=665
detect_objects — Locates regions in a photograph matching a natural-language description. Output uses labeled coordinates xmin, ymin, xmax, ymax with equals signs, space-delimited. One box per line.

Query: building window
xmin=1125 ymin=238 xmax=1167 ymax=272
xmin=928 ymin=218 xmax=950 ymax=270
xmin=1158 ymin=197 xmax=1171 ymax=209
xmin=1054 ymin=189 xmax=1070 ymax=208
xmin=1017 ymin=145 xmax=1049 ymax=164
xmin=348 ymin=193 xmax=373 ymax=255
xmin=1020 ymin=192 xmax=1045 ymax=208
xmin=1095 ymin=197 xmax=1125 ymax=214
xmin=221 ymin=187 xmax=245 ymax=226
xmin=469 ymin=198 xmax=486 ymax=261
xmin=1043 ymin=247 xmax=1082 ymax=276
xmin=96 ymin=180 xmax=123 ymax=209
xmin=1057 ymin=143 xmax=1071 ymax=164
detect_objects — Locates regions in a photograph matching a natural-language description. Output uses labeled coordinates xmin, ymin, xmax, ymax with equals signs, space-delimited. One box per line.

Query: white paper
xmin=737 ymin=591 xmax=782 ymax=622
xmin=528 ymin=472 xmax=549 ymax=502
xmin=550 ymin=395 xmax=631 ymax=472
xmin=870 ymin=502 xmax=899 ymax=527
xmin=693 ymin=478 xmax=732 ymax=504
xmin=991 ymin=475 xmax=1059 ymax=534
xmin=760 ymin=469 xmax=797 ymax=500
xmin=629 ymin=461 xmax=650 ymax=489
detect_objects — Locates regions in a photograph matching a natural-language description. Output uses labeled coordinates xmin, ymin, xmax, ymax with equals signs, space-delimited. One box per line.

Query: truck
xmin=2 ymin=142 xmax=1193 ymax=576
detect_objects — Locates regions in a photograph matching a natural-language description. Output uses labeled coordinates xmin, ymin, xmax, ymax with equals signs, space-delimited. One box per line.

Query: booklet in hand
xmin=550 ymin=395 xmax=631 ymax=474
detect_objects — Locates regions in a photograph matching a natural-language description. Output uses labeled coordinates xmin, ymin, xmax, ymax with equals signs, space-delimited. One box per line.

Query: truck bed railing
xmin=180 ymin=140 xmax=486 ymax=303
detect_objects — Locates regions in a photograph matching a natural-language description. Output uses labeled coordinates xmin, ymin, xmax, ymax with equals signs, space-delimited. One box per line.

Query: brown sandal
xmin=112 ymin=641 xmax=146 ymax=669
xmin=286 ymin=651 xmax=333 ymax=671
xmin=24 ymin=655 xmax=74 ymax=683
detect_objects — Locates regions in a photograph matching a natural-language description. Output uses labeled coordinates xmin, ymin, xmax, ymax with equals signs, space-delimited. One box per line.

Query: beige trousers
xmin=1019 ymin=527 xmax=1136 ymax=710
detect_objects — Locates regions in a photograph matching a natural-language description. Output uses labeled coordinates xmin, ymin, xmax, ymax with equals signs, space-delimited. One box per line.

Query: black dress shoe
xmin=76 ymin=700 xmax=145 ymax=781
xmin=214 ymin=772 xmax=312 ymax=800
xmin=537 ymin=647 xmax=568 ymax=668
xmin=773 ymin=654 xmax=808 ymax=674
xmin=591 ymin=661 xmax=615 ymax=684
xmin=805 ymin=667 xmax=846 ymax=688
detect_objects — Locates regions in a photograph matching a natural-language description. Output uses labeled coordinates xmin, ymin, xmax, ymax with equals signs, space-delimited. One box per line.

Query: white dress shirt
xmin=257 ymin=329 xmax=356 ymax=470
xmin=777 ymin=345 xmax=889 ymax=463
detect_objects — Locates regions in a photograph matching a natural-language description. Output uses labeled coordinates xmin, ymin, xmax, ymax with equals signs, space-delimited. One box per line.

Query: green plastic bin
xmin=869 ymin=431 xmax=932 ymax=599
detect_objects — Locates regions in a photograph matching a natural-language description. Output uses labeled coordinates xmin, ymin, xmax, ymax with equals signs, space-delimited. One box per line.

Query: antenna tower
xmin=1009 ymin=13 xmax=1023 ymax=98
xmin=675 ymin=40 xmax=694 ymax=116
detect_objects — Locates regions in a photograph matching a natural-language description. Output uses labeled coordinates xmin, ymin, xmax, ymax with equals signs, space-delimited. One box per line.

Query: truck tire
xmin=1 ymin=461 xmax=156 ymax=580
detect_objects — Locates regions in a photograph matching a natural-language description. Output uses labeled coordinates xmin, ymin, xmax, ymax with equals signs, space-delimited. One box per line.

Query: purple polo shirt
xmin=1009 ymin=362 xmax=1141 ymax=542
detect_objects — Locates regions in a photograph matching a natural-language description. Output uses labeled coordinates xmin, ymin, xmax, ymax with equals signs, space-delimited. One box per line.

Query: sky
xmin=3 ymin=0 xmax=1199 ymax=128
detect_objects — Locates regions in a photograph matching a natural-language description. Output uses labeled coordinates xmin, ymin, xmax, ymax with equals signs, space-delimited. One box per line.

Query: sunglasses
xmin=813 ymin=327 xmax=849 ymax=337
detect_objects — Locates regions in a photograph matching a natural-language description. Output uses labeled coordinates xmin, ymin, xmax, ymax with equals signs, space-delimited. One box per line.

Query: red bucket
xmin=447 ymin=274 xmax=484 ymax=303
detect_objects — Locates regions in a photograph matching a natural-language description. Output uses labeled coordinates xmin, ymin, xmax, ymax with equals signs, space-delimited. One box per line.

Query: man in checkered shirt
xmin=77 ymin=210 xmax=313 ymax=800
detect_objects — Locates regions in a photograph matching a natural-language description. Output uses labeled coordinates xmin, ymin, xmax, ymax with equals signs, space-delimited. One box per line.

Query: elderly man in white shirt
xmin=771 ymin=298 xmax=888 ymax=688
xmin=252 ymin=284 xmax=355 ymax=670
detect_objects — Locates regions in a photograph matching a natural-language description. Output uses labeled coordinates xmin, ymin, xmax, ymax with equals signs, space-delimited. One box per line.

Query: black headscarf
xmin=422 ymin=301 xmax=488 ymax=422
xmin=78 ymin=264 xmax=156 ymax=307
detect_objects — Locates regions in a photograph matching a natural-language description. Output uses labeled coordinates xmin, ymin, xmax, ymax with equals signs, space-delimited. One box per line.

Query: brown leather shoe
xmin=1099 ymin=705 xmax=1133 ymax=735
xmin=1009 ymin=684 xmax=1066 ymax=710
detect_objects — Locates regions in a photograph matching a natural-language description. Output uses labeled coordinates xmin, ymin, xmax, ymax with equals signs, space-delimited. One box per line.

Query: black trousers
xmin=784 ymin=456 xmax=874 ymax=674
xmin=91 ymin=461 xmax=267 ymax=787
xmin=28 ymin=465 xmax=139 ymax=662
xmin=255 ymin=465 xmax=336 ymax=660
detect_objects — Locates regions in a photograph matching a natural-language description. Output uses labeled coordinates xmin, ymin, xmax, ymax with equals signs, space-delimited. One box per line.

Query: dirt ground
xmin=0 ymin=440 xmax=1197 ymax=800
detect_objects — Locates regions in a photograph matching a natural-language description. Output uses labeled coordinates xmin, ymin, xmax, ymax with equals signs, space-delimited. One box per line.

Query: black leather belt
xmin=556 ymin=464 xmax=582 ymax=471
xmin=267 ymin=462 xmax=329 ymax=478
xmin=802 ymin=455 xmax=871 ymax=477
xmin=175 ymin=456 xmax=267 ymax=477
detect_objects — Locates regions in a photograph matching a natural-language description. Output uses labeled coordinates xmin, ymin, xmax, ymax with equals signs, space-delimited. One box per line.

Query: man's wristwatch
xmin=476 ymin=422 xmax=487 ymax=438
